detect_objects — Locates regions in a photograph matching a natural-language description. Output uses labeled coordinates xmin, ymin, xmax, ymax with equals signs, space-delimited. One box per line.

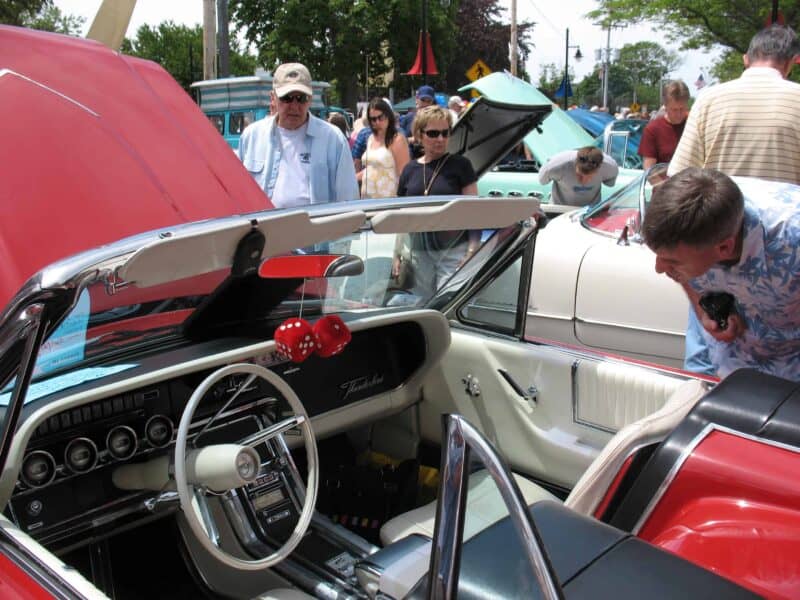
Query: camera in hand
xmin=699 ymin=292 xmax=736 ymax=330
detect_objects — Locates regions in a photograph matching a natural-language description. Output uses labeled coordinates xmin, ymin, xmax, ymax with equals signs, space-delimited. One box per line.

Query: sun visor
xmin=370 ymin=198 xmax=539 ymax=234
xmin=118 ymin=210 xmax=366 ymax=288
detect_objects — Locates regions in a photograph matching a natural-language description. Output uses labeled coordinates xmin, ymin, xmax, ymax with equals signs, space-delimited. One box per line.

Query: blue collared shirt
xmin=686 ymin=178 xmax=800 ymax=380
xmin=351 ymin=127 xmax=371 ymax=160
xmin=238 ymin=114 xmax=358 ymax=205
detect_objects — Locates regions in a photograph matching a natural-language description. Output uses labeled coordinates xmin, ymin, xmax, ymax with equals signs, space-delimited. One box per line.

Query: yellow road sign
xmin=630 ymin=102 xmax=641 ymax=113
xmin=466 ymin=59 xmax=492 ymax=82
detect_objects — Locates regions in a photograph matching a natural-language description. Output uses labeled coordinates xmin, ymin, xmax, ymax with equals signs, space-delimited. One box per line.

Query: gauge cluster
xmin=10 ymin=365 xmax=281 ymax=549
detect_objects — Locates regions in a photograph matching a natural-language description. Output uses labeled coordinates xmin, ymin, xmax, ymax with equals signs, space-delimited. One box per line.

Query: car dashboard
xmin=3 ymin=310 xmax=449 ymax=555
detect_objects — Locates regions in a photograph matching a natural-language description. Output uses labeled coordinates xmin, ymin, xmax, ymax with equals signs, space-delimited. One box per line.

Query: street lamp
xmin=563 ymin=27 xmax=582 ymax=110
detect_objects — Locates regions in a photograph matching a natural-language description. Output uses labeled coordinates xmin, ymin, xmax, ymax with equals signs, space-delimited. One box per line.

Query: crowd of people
xmin=235 ymin=23 xmax=800 ymax=383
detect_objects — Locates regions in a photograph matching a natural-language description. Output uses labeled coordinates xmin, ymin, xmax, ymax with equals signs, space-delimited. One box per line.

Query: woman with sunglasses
xmin=397 ymin=106 xmax=477 ymax=198
xmin=390 ymin=106 xmax=480 ymax=302
xmin=357 ymin=98 xmax=409 ymax=198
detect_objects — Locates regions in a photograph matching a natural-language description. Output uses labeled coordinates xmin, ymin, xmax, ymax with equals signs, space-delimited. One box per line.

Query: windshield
xmin=24 ymin=223 xmax=518 ymax=392
xmin=581 ymin=164 xmax=668 ymax=238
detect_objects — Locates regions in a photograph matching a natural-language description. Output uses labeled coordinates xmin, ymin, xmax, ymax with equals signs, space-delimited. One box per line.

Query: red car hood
xmin=0 ymin=26 xmax=272 ymax=311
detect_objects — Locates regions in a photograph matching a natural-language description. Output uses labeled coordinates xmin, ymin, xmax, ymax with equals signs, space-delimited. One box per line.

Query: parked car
xmin=465 ymin=73 xmax=640 ymax=201
xmin=2 ymin=26 xmax=794 ymax=600
xmin=566 ymin=106 xmax=614 ymax=136
xmin=597 ymin=117 xmax=648 ymax=169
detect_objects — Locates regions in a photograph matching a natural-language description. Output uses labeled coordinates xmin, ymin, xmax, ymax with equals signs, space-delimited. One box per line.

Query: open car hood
xmin=0 ymin=26 xmax=270 ymax=312
xmin=460 ymin=72 xmax=594 ymax=166
xmin=449 ymin=94 xmax=552 ymax=177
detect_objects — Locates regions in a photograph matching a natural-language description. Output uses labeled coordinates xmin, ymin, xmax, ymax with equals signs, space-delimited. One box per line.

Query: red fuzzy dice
xmin=274 ymin=318 xmax=316 ymax=363
xmin=313 ymin=315 xmax=352 ymax=358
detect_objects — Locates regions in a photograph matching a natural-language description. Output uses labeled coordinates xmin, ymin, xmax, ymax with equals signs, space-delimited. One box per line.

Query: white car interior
xmin=0 ymin=197 xmax=721 ymax=599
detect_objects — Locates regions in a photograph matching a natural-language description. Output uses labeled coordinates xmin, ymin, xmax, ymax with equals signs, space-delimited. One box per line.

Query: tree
xmin=614 ymin=41 xmax=681 ymax=106
xmin=1 ymin=0 xmax=47 ymax=26
xmin=230 ymin=0 xmax=402 ymax=108
xmin=443 ymin=0 xmax=535 ymax=92
xmin=1 ymin=0 xmax=84 ymax=35
xmin=589 ymin=0 xmax=800 ymax=81
xmin=121 ymin=22 xmax=257 ymax=92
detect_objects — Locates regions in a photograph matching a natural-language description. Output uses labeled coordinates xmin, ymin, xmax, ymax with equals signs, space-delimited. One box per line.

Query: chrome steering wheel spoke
xmin=238 ymin=415 xmax=306 ymax=449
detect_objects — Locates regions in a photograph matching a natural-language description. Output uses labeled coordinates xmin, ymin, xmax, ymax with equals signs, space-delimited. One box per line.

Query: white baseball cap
xmin=273 ymin=63 xmax=313 ymax=98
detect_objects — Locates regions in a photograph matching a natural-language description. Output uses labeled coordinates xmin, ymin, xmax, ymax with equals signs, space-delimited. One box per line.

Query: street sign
xmin=629 ymin=102 xmax=640 ymax=113
xmin=466 ymin=59 xmax=491 ymax=82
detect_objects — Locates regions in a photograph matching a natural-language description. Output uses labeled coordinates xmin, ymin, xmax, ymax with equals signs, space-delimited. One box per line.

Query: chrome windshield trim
xmin=430 ymin=414 xmax=563 ymax=599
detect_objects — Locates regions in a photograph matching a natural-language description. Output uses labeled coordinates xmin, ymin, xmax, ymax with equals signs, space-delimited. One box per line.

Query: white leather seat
xmin=381 ymin=379 xmax=707 ymax=545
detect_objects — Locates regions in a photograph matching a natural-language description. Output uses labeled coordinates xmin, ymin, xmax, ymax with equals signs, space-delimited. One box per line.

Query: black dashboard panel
xmin=10 ymin=320 xmax=428 ymax=549
xmin=275 ymin=321 xmax=426 ymax=416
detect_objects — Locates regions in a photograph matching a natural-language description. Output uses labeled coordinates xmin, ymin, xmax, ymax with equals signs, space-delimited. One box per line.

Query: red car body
xmin=0 ymin=26 xmax=271 ymax=311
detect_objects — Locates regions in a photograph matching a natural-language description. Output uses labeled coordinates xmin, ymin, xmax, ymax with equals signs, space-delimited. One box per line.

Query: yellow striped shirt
xmin=668 ymin=67 xmax=800 ymax=184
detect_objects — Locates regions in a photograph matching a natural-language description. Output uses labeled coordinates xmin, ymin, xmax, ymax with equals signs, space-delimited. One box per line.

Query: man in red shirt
xmin=638 ymin=80 xmax=690 ymax=169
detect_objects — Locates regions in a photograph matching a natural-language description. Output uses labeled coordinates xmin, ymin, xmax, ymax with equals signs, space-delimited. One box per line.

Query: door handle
xmin=498 ymin=369 xmax=538 ymax=408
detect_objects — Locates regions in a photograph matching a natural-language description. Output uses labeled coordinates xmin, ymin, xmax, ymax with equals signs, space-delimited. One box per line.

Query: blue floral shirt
xmin=688 ymin=178 xmax=800 ymax=380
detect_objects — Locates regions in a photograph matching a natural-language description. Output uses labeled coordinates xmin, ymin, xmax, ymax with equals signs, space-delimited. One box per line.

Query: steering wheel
xmin=175 ymin=363 xmax=318 ymax=570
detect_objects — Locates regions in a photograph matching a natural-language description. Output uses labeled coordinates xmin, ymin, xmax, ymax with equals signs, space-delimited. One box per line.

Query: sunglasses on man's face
xmin=368 ymin=113 xmax=387 ymax=123
xmin=279 ymin=93 xmax=310 ymax=104
xmin=423 ymin=128 xmax=450 ymax=139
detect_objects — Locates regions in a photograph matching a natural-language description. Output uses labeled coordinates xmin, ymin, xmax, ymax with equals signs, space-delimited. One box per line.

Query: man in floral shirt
xmin=643 ymin=167 xmax=800 ymax=380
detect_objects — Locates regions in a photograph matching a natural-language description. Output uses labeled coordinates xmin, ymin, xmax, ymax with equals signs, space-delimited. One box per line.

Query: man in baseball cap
xmin=237 ymin=62 xmax=358 ymax=208
xmin=400 ymin=84 xmax=438 ymax=158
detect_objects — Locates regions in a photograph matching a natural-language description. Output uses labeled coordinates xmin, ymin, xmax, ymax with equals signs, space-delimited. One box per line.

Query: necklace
xmin=422 ymin=153 xmax=450 ymax=196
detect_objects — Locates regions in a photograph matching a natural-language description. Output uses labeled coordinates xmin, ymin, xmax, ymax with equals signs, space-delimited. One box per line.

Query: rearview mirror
xmin=258 ymin=254 xmax=364 ymax=279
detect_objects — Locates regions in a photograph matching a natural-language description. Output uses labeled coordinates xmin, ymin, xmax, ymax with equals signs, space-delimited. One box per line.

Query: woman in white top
xmin=357 ymin=98 xmax=409 ymax=198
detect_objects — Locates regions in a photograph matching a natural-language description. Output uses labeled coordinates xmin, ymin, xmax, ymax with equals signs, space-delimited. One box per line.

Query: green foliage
xmin=1 ymin=0 xmax=84 ymax=35
xmin=230 ymin=0 xmax=394 ymax=107
xmin=0 ymin=0 xmax=48 ymax=26
xmin=589 ymin=0 xmax=799 ymax=74
xmin=229 ymin=0 xmax=526 ymax=107
xmin=23 ymin=4 xmax=84 ymax=35
xmin=443 ymin=0 xmax=534 ymax=91
xmin=122 ymin=22 xmax=257 ymax=92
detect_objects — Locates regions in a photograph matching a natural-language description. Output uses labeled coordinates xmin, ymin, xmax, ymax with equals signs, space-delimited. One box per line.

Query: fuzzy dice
xmin=274 ymin=318 xmax=316 ymax=363
xmin=313 ymin=315 xmax=352 ymax=358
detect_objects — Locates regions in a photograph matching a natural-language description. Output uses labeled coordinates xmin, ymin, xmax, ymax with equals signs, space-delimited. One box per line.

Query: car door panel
xmin=420 ymin=328 xmax=685 ymax=489
xmin=575 ymin=240 xmax=688 ymax=366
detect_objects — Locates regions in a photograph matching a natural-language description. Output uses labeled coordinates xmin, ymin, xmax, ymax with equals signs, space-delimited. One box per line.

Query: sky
xmin=54 ymin=0 xmax=719 ymax=99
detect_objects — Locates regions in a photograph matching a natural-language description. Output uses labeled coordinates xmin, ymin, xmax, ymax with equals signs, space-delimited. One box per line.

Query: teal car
xmin=461 ymin=73 xmax=640 ymax=202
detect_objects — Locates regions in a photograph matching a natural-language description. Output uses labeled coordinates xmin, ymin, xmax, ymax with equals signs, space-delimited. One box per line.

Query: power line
xmin=525 ymin=0 xmax=564 ymax=40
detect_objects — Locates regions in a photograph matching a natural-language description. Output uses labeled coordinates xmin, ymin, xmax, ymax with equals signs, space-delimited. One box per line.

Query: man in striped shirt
xmin=665 ymin=25 xmax=800 ymax=378
xmin=668 ymin=25 xmax=800 ymax=184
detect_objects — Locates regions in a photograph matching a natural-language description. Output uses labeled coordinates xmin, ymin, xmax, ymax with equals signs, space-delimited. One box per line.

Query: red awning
xmin=405 ymin=31 xmax=438 ymax=76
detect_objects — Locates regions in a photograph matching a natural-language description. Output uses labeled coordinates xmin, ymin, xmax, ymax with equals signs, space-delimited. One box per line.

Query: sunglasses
xmin=423 ymin=128 xmax=450 ymax=139
xmin=368 ymin=113 xmax=387 ymax=123
xmin=278 ymin=93 xmax=310 ymax=104
xmin=577 ymin=155 xmax=601 ymax=167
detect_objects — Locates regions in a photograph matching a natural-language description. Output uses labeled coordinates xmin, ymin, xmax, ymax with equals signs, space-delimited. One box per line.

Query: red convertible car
xmin=0 ymin=25 xmax=798 ymax=600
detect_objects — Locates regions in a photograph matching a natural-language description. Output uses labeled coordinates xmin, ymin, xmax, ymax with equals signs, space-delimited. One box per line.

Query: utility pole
xmin=602 ymin=26 xmax=611 ymax=110
xmin=422 ymin=0 xmax=428 ymax=84
xmin=203 ymin=0 xmax=217 ymax=80
xmin=510 ymin=0 xmax=518 ymax=76
xmin=217 ymin=0 xmax=230 ymax=78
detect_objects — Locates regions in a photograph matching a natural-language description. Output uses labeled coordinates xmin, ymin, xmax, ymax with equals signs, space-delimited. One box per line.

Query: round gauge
xmin=106 ymin=426 xmax=138 ymax=460
xmin=145 ymin=415 xmax=174 ymax=448
xmin=21 ymin=451 xmax=56 ymax=488
xmin=64 ymin=437 xmax=98 ymax=473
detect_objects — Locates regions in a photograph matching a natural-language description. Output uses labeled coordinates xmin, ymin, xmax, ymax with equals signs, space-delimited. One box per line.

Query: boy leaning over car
xmin=538 ymin=147 xmax=618 ymax=207
xmin=643 ymin=167 xmax=800 ymax=381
